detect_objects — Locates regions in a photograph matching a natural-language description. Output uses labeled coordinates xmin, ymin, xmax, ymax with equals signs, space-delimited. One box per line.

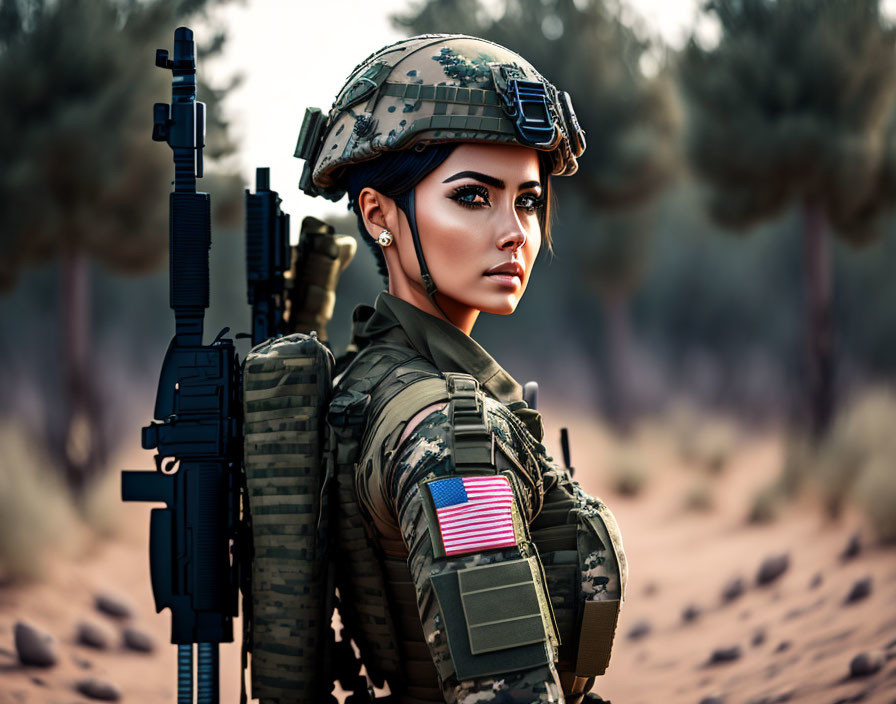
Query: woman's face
xmin=392 ymin=143 xmax=544 ymax=321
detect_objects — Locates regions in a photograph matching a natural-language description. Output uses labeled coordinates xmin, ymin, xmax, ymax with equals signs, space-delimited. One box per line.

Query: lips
xmin=484 ymin=261 xmax=524 ymax=278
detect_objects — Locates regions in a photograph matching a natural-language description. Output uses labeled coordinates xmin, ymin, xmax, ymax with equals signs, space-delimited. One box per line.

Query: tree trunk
xmin=803 ymin=199 xmax=834 ymax=440
xmin=602 ymin=291 xmax=633 ymax=433
xmin=60 ymin=248 xmax=104 ymax=497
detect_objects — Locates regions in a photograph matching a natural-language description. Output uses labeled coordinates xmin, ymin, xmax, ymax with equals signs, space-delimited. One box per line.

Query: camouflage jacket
xmin=328 ymin=292 xmax=626 ymax=704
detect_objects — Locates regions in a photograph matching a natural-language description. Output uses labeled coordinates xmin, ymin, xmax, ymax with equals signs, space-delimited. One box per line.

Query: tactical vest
xmin=326 ymin=339 xmax=626 ymax=703
xmin=327 ymin=342 xmax=446 ymax=703
xmin=242 ymin=331 xmax=626 ymax=704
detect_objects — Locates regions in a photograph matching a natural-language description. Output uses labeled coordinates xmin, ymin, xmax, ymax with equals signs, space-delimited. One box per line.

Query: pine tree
xmin=0 ymin=0 xmax=240 ymax=496
xmin=679 ymin=0 xmax=896 ymax=437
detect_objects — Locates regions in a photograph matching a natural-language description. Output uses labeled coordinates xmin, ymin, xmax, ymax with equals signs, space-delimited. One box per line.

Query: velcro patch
xmin=428 ymin=475 xmax=517 ymax=556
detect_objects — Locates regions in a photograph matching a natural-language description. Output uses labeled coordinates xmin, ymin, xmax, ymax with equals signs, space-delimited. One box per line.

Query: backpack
xmin=241 ymin=331 xmax=336 ymax=704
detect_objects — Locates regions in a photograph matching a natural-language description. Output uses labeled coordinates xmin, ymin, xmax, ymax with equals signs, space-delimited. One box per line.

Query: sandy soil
xmin=1 ymin=413 xmax=895 ymax=704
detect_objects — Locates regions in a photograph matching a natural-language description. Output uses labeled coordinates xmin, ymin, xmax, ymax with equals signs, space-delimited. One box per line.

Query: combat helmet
xmin=294 ymin=33 xmax=586 ymax=301
xmin=296 ymin=33 xmax=585 ymax=199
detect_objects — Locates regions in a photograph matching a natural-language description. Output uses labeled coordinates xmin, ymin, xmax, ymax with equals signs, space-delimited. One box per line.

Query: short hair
xmin=345 ymin=145 xmax=554 ymax=286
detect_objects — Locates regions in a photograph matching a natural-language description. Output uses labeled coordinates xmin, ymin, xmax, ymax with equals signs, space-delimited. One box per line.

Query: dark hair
xmin=345 ymin=145 xmax=555 ymax=285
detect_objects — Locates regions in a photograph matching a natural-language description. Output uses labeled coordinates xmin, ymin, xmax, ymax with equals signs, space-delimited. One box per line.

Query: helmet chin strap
xmin=395 ymin=188 xmax=453 ymax=323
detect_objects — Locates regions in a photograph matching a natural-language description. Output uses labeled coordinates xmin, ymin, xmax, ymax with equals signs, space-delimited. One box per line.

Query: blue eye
xmin=450 ymin=184 xmax=490 ymax=208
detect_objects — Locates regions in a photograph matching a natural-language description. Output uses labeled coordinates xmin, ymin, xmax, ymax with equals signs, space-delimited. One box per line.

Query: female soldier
xmin=298 ymin=34 xmax=627 ymax=704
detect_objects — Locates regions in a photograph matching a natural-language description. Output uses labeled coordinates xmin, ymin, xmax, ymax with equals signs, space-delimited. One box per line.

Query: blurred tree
xmin=679 ymin=0 xmax=896 ymax=437
xmin=393 ymin=0 xmax=680 ymax=429
xmin=0 ymin=0 xmax=241 ymax=497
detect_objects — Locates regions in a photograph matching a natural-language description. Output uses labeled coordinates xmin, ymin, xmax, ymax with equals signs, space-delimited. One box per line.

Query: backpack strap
xmin=356 ymin=375 xmax=451 ymax=543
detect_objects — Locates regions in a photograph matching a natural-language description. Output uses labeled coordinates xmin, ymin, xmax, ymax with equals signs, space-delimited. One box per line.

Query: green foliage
xmin=680 ymin=0 xmax=896 ymax=240
xmin=0 ymin=0 xmax=239 ymax=291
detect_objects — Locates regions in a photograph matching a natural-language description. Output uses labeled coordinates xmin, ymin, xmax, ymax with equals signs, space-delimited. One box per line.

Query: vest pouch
xmin=573 ymin=497 xmax=627 ymax=677
xmin=430 ymin=557 xmax=554 ymax=682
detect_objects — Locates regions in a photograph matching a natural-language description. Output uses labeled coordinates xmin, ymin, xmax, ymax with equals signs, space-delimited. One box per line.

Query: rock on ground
xmin=721 ymin=576 xmax=746 ymax=603
xmin=840 ymin=532 xmax=862 ymax=561
xmin=14 ymin=621 xmax=57 ymax=667
xmin=76 ymin=621 xmax=110 ymax=650
xmin=627 ymin=620 xmax=651 ymax=640
xmin=751 ymin=628 xmax=766 ymax=647
xmin=94 ymin=592 xmax=134 ymax=620
xmin=682 ymin=604 xmax=702 ymax=623
xmin=757 ymin=553 xmax=790 ymax=586
xmin=122 ymin=626 xmax=155 ymax=653
xmin=75 ymin=677 xmax=122 ymax=701
xmin=849 ymin=651 xmax=884 ymax=678
xmin=708 ymin=645 xmax=742 ymax=665
xmin=844 ymin=577 xmax=873 ymax=605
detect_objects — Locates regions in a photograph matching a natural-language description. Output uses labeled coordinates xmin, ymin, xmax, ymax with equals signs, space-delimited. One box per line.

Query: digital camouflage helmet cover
xmin=295 ymin=33 xmax=586 ymax=202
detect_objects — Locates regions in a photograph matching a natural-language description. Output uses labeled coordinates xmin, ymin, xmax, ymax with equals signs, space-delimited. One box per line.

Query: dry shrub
xmin=668 ymin=401 xmax=701 ymax=464
xmin=0 ymin=423 xmax=79 ymax=582
xmin=80 ymin=466 xmax=123 ymax=538
xmin=748 ymin=481 xmax=784 ymax=524
xmin=853 ymin=457 xmax=896 ymax=543
xmin=608 ymin=449 xmax=650 ymax=497
xmin=693 ymin=420 xmax=736 ymax=475
xmin=778 ymin=432 xmax=814 ymax=499
xmin=747 ymin=432 xmax=815 ymax=525
xmin=668 ymin=402 xmax=735 ymax=474
xmin=817 ymin=390 xmax=896 ymax=541
xmin=683 ymin=479 xmax=714 ymax=512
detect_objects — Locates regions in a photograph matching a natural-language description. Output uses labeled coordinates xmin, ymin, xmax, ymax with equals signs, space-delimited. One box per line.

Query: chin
xmin=474 ymin=295 xmax=520 ymax=316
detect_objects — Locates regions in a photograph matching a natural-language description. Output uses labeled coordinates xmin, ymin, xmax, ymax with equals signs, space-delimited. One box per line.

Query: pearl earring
xmin=377 ymin=230 xmax=393 ymax=247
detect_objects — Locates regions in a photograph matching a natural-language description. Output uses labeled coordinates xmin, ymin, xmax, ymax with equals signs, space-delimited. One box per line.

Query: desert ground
xmin=1 ymin=407 xmax=894 ymax=704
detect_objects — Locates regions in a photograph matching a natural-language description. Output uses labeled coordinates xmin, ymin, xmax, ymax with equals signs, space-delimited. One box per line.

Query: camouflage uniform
xmin=293 ymin=32 xmax=622 ymax=704
xmin=327 ymin=293 xmax=627 ymax=704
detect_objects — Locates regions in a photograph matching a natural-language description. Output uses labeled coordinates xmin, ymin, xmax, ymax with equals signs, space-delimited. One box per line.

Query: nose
xmin=497 ymin=228 xmax=526 ymax=252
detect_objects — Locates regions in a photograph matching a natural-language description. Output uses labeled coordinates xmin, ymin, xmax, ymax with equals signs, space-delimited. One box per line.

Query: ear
xmin=358 ymin=187 xmax=402 ymax=241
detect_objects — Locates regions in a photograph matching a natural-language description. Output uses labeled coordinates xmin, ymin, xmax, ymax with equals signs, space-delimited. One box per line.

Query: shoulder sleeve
xmin=383 ymin=374 xmax=564 ymax=704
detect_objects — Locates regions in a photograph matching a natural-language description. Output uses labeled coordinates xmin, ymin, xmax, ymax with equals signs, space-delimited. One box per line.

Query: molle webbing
xmin=242 ymin=334 xmax=333 ymax=704
xmin=404 ymin=114 xmax=516 ymax=140
xmin=528 ymin=480 xmax=580 ymax=671
xmin=380 ymin=82 xmax=502 ymax=107
xmin=328 ymin=345 xmax=444 ymax=691
xmin=444 ymin=373 xmax=494 ymax=469
xmin=331 ymin=444 xmax=401 ymax=683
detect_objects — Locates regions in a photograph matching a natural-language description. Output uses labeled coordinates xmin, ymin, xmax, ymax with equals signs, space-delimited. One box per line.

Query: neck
xmin=387 ymin=279 xmax=479 ymax=335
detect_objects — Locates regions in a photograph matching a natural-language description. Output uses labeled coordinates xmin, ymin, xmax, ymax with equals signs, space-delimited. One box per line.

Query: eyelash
xmin=449 ymin=185 xmax=545 ymax=214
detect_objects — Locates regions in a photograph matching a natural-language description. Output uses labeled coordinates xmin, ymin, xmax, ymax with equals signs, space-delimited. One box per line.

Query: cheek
xmin=414 ymin=200 xmax=486 ymax=272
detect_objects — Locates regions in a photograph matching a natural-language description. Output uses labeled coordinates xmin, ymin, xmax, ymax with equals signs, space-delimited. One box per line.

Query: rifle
xmin=121 ymin=27 xmax=241 ymax=704
xmin=122 ymin=26 xmax=363 ymax=704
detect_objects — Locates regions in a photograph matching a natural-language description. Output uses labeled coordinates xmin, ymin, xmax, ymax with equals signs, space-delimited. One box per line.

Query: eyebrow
xmin=442 ymin=170 xmax=541 ymax=191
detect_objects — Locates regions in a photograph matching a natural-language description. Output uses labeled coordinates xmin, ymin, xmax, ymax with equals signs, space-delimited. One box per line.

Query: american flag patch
xmin=427 ymin=475 xmax=517 ymax=556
